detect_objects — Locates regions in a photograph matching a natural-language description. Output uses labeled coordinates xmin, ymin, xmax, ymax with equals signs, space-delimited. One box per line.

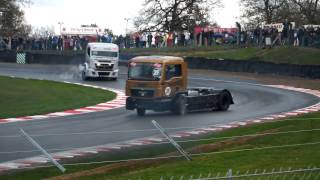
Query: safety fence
xmin=152 ymin=167 xmax=320 ymax=180
xmin=0 ymin=117 xmax=319 ymax=176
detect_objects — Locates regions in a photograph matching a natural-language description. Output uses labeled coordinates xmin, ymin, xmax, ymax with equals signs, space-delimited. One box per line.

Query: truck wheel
xmin=217 ymin=92 xmax=231 ymax=111
xmin=81 ymin=71 xmax=88 ymax=81
xmin=173 ymin=95 xmax=187 ymax=115
xmin=110 ymin=77 xmax=117 ymax=81
xmin=137 ymin=108 xmax=146 ymax=116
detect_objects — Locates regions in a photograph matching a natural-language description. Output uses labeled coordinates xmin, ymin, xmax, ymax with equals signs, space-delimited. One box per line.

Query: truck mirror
xmin=87 ymin=47 xmax=90 ymax=56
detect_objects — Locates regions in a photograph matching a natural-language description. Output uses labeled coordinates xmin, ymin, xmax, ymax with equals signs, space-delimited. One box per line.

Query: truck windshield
xmin=91 ymin=51 xmax=118 ymax=57
xmin=128 ymin=62 xmax=162 ymax=81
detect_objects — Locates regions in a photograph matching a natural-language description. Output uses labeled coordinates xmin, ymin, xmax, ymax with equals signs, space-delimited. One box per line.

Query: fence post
xmin=189 ymin=174 xmax=193 ymax=180
xmin=207 ymin=172 xmax=211 ymax=178
xmin=19 ymin=128 xmax=66 ymax=173
xmin=151 ymin=120 xmax=192 ymax=161
xmin=227 ymin=169 xmax=232 ymax=180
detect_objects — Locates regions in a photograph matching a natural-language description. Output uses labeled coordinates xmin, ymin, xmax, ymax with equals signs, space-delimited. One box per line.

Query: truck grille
xmin=95 ymin=64 xmax=114 ymax=71
xmin=131 ymin=89 xmax=154 ymax=98
xmin=98 ymin=72 xmax=110 ymax=76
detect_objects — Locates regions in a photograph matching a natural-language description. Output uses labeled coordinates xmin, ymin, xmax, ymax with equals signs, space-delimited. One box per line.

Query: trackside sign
xmin=61 ymin=27 xmax=104 ymax=35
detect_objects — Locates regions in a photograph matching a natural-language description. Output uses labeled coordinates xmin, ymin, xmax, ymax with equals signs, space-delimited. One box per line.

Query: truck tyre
xmin=137 ymin=108 xmax=146 ymax=116
xmin=110 ymin=77 xmax=117 ymax=81
xmin=82 ymin=71 xmax=89 ymax=81
xmin=173 ymin=95 xmax=187 ymax=115
xmin=217 ymin=91 xmax=231 ymax=111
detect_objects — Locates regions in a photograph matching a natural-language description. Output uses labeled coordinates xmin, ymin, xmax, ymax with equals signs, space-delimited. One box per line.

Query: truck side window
xmin=166 ymin=64 xmax=182 ymax=80
xmin=87 ymin=47 xmax=90 ymax=56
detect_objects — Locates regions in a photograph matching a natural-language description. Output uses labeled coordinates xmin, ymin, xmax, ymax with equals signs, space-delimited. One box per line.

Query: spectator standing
xmin=155 ymin=33 xmax=160 ymax=48
xmin=181 ymin=32 xmax=185 ymax=46
xmin=167 ymin=32 xmax=173 ymax=47
xmin=52 ymin=36 xmax=58 ymax=50
xmin=135 ymin=34 xmax=140 ymax=48
xmin=140 ymin=33 xmax=146 ymax=48
xmin=184 ymin=31 xmax=190 ymax=46
xmin=293 ymin=28 xmax=299 ymax=46
xmin=147 ymin=33 xmax=153 ymax=48
xmin=203 ymin=28 xmax=209 ymax=47
xmin=58 ymin=36 xmax=63 ymax=50
xmin=69 ymin=37 xmax=74 ymax=50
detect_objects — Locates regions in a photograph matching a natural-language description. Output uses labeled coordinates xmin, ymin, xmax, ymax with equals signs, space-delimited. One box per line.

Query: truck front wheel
xmin=82 ymin=71 xmax=89 ymax=81
xmin=137 ymin=108 xmax=146 ymax=116
xmin=217 ymin=92 xmax=231 ymax=111
xmin=172 ymin=95 xmax=187 ymax=115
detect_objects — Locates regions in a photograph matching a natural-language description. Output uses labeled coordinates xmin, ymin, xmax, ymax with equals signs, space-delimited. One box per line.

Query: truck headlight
xmin=89 ymin=61 xmax=95 ymax=68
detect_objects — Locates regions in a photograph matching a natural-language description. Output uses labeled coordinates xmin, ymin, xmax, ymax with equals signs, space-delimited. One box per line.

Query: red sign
xmin=212 ymin=28 xmax=237 ymax=33
xmin=194 ymin=26 xmax=238 ymax=34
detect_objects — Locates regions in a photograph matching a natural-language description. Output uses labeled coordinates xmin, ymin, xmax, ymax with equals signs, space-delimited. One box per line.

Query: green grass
xmin=2 ymin=112 xmax=320 ymax=179
xmin=0 ymin=76 xmax=116 ymax=119
xmin=26 ymin=46 xmax=320 ymax=65
xmin=86 ymin=114 xmax=320 ymax=179
xmin=121 ymin=46 xmax=320 ymax=65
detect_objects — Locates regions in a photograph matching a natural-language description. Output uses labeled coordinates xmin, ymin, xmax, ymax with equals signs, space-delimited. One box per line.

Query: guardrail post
xmin=227 ymin=169 xmax=233 ymax=180
xmin=19 ymin=128 xmax=66 ymax=173
xmin=151 ymin=120 xmax=192 ymax=161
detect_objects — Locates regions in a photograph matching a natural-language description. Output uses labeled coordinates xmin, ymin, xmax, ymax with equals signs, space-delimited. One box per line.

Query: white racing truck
xmin=80 ymin=42 xmax=119 ymax=81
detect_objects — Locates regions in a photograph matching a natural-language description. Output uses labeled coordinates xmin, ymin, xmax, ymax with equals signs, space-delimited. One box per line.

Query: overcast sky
xmin=23 ymin=0 xmax=241 ymax=35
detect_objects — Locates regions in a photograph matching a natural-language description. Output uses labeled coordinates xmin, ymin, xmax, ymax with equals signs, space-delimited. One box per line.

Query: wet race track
xmin=0 ymin=63 xmax=319 ymax=163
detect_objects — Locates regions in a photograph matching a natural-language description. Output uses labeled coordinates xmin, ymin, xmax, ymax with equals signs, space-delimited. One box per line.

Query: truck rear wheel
xmin=137 ymin=108 xmax=146 ymax=116
xmin=172 ymin=95 xmax=187 ymax=115
xmin=217 ymin=91 xmax=231 ymax=111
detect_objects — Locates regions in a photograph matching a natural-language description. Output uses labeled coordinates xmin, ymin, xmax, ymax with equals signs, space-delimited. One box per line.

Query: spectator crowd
xmin=1 ymin=21 xmax=320 ymax=51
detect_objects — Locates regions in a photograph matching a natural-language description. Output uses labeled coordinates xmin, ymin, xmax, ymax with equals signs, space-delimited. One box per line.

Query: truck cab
xmin=126 ymin=56 xmax=234 ymax=116
xmin=81 ymin=42 xmax=119 ymax=80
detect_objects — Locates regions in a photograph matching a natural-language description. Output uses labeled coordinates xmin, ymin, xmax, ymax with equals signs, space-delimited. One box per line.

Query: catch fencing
xmin=0 ymin=117 xmax=319 ymax=177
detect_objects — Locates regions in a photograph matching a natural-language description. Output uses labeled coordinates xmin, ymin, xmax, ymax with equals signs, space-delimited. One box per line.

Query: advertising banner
xmin=61 ymin=27 xmax=104 ymax=35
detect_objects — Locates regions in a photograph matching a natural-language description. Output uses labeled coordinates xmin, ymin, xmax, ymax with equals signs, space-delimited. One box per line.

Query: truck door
xmin=164 ymin=64 xmax=183 ymax=97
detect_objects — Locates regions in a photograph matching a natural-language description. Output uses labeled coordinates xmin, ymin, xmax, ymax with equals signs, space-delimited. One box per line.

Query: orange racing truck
xmin=125 ymin=56 xmax=234 ymax=116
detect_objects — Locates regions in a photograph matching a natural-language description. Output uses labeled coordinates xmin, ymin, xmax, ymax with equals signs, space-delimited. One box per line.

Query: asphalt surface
xmin=0 ymin=62 xmax=319 ymax=163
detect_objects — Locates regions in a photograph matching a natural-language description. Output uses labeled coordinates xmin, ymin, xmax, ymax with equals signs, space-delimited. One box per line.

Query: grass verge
xmin=0 ymin=76 xmax=116 ymax=119
xmin=122 ymin=46 xmax=320 ymax=66
xmin=2 ymin=112 xmax=320 ymax=180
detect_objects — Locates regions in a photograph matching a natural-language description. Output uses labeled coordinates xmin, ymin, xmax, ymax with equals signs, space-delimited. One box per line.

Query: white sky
xmin=23 ymin=0 xmax=241 ymax=35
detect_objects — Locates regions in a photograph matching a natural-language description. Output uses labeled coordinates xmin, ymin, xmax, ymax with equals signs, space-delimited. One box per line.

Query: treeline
xmin=241 ymin=0 xmax=320 ymax=26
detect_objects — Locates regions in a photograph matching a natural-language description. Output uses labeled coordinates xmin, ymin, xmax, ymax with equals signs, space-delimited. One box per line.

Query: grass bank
xmin=121 ymin=46 xmax=320 ymax=66
xmin=0 ymin=76 xmax=116 ymax=119
xmin=2 ymin=112 xmax=320 ymax=180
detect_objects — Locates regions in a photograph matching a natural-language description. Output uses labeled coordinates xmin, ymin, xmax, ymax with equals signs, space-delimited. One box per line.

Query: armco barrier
xmin=184 ymin=57 xmax=320 ymax=79
xmin=120 ymin=54 xmax=320 ymax=79
xmin=0 ymin=50 xmax=16 ymax=63
xmin=26 ymin=52 xmax=85 ymax=64
xmin=1 ymin=51 xmax=319 ymax=79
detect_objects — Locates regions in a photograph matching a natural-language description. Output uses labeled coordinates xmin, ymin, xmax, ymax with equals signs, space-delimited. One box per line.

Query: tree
xmin=291 ymin=0 xmax=320 ymax=24
xmin=31 ymin=26 xmax=54 ymax=38
xmin=0 ymin=0 xmax=31 ymax=37
xmin=241 ymin=0 xmax=287 ymax=24
xmin=241 ymin=0 xmax=320 ymax=25
xmin=133 ymin=0 xmax=221 ymax=33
